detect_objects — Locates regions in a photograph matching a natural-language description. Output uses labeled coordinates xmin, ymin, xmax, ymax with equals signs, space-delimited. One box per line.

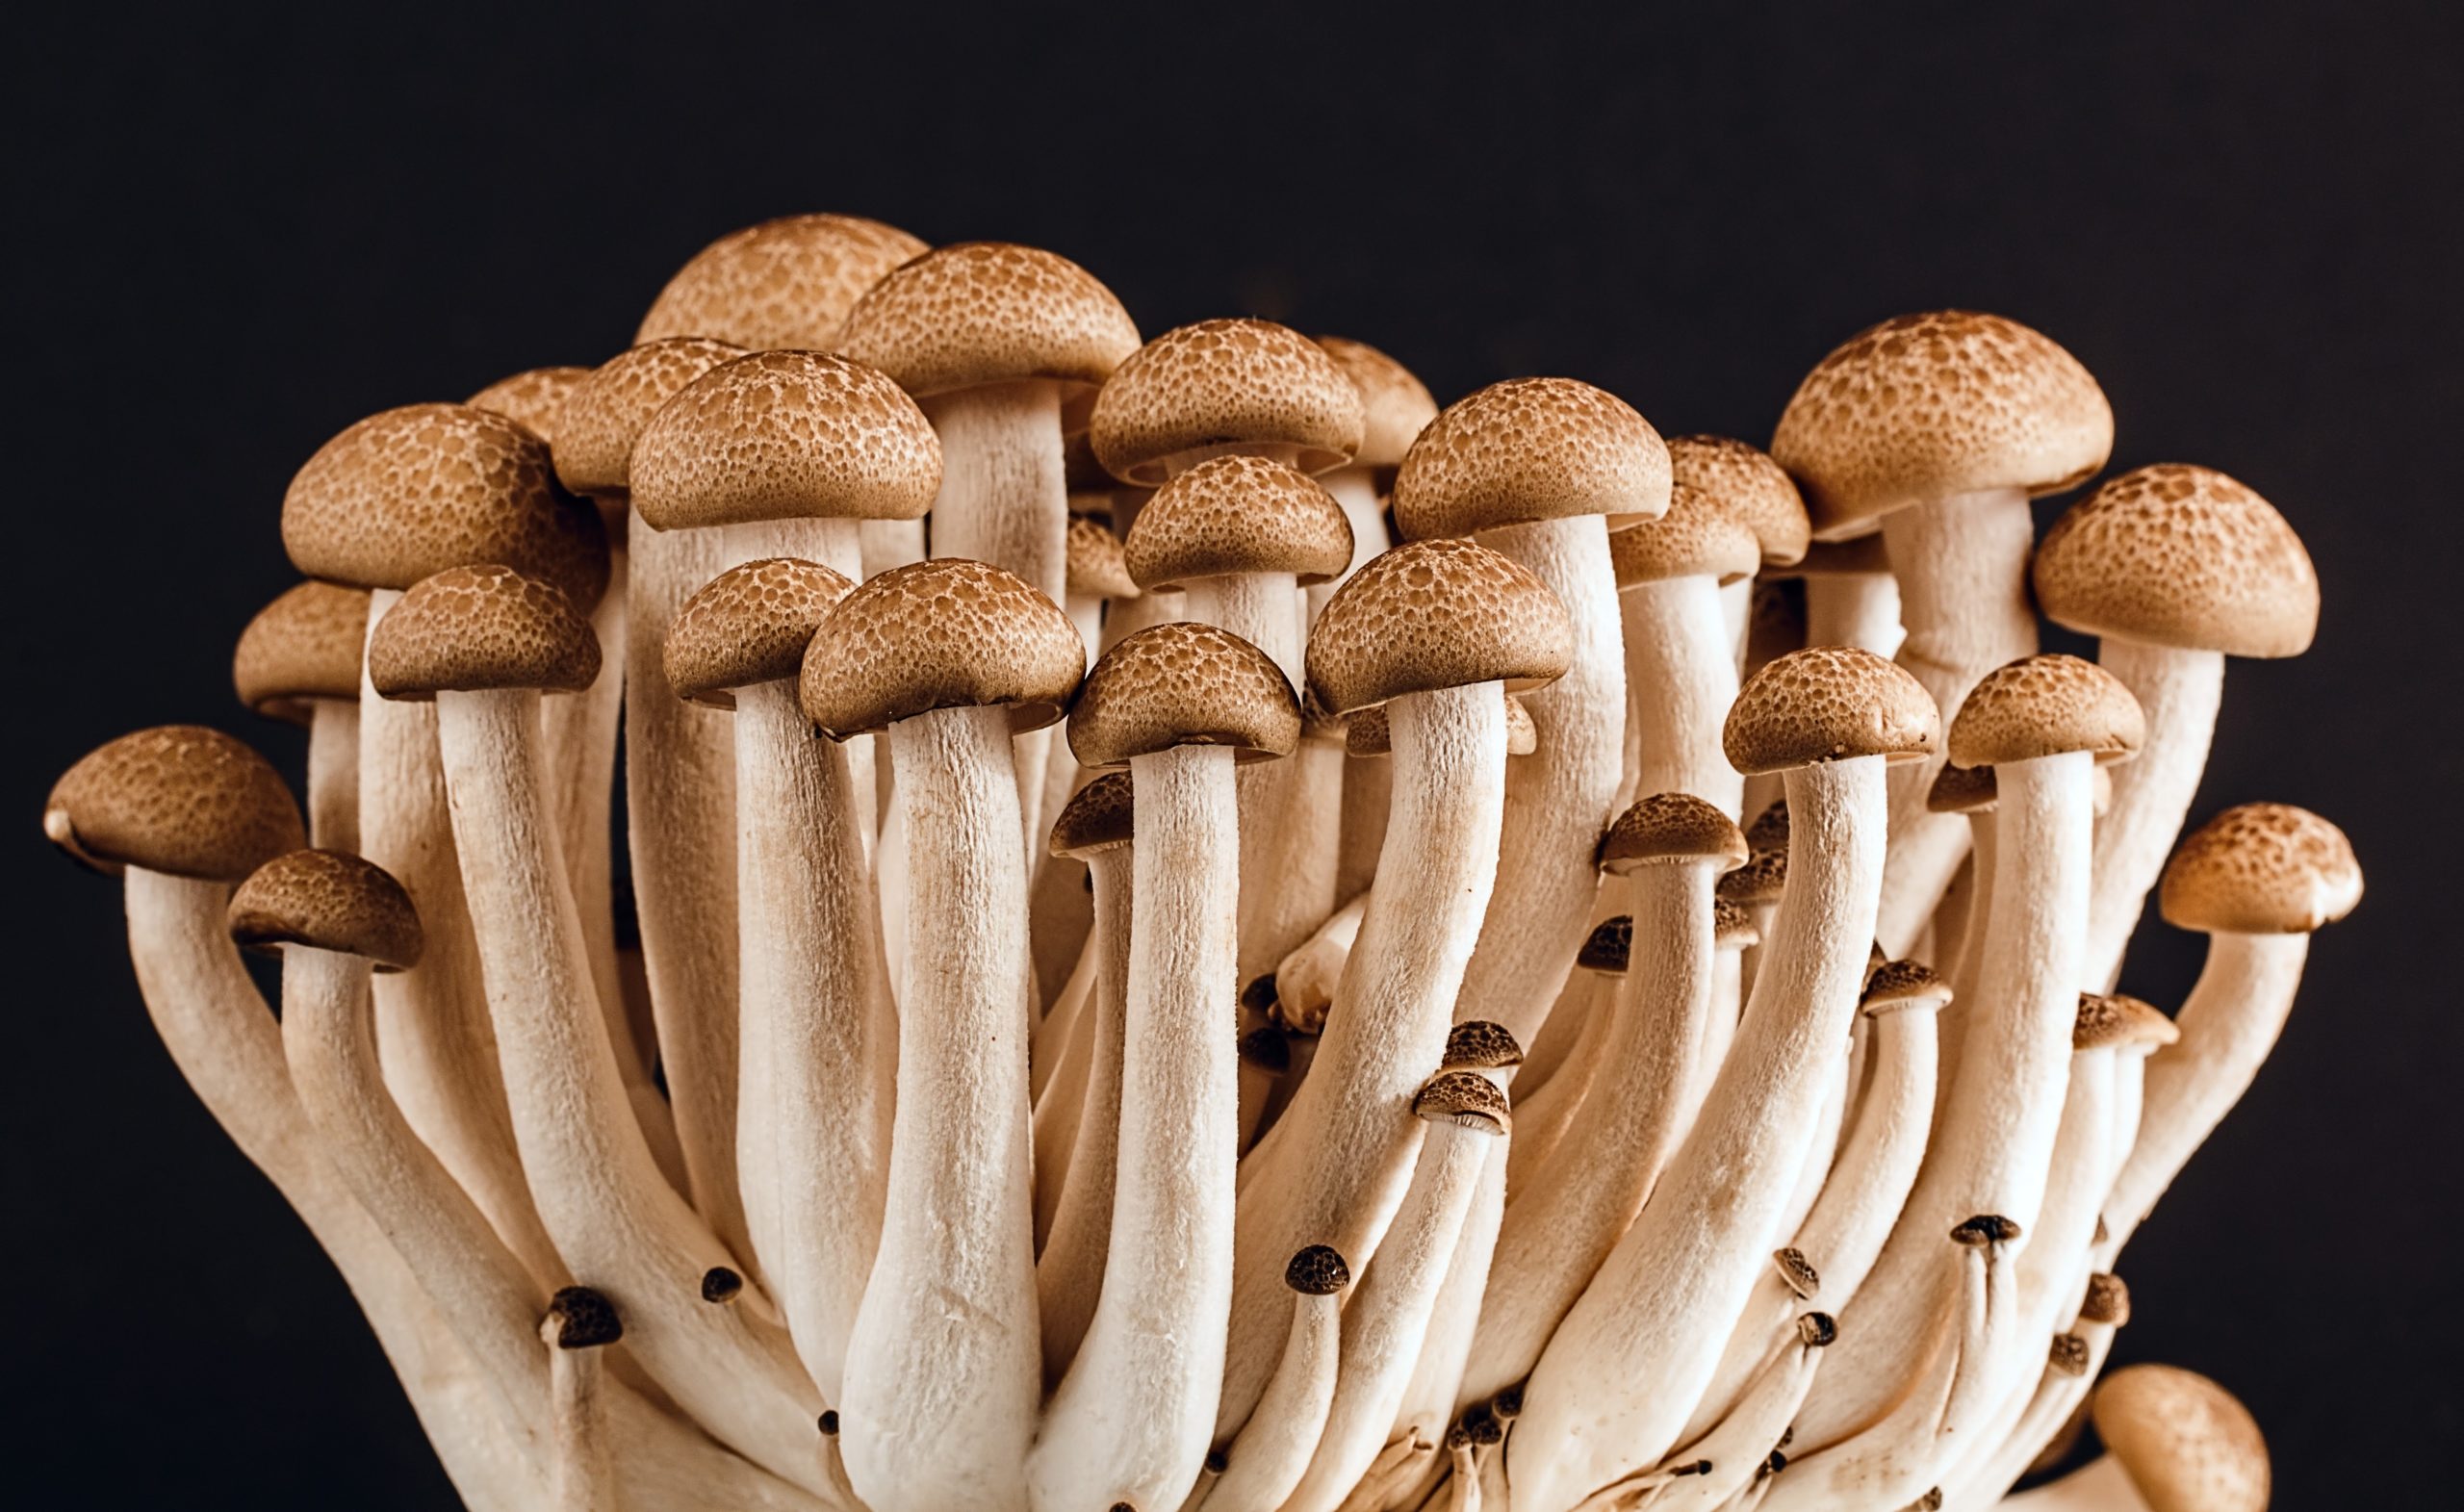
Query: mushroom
xmin=1034 ymin=620 xmax=1298 ymax=1512
xmin=1500 ymin=913 xmax=1631 ymax=1190
xmin=232 ymin=579 xmax=370 ymax=850
xmin=1952 ymin=1273 xmax=2136 ymax=1508
xmin=665 ymin=557 xmax=898 ymax=1401
xmin=1391 ymin=376 xmax=1669 ymax=1046
xmin=1582 ymin=1311 xmax=1837 ymax=1512
xmin=540 ymin=1287 xmax=623 ymax=1512
xmin=1803 ymin=654 xmax=2143 ymax=1449
xmin=1664 ymin=435 xmax=1813 ymax=672
xmin=1606 ymin=483 xmax=1764 ymax=815
xmin=1506 ymin=645 xmax=1938 ymax=1510
xmin=283 ymin=400 xmax=607 ymax=1290
xmin=2032 ymin=465 xmax=2322 ymax=989
xmin=1194 ymin=1246 xmax=1353 ymax=1512
xmin=1765 ymin=534 xmax=1903 ymax=653
xmin=800 ymin=558 xmax=1085 ymax=1512
xmin=369 ymin=564 xmax=832 ymax=1489
xmin=635 ymin=213 xmax=926 ymax=351
xmin=1224 ymin=538 xmax=1572 ymax=1438
xmin=1463 ymin=793 xmax=1748 ymax=1406
xmin=1997 ymin=1366 xmax=2269 ymax=1512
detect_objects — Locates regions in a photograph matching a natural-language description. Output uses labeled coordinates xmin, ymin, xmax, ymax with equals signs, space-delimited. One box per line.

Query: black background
xmin=6 ymin=3 xmax=2458 ymax=1505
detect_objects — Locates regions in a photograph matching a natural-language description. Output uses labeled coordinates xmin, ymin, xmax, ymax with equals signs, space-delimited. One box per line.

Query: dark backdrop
xmin=6 ymin=3 xmax=2456 ymax=1505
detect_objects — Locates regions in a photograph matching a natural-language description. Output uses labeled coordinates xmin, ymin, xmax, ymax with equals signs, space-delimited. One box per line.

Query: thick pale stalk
xmin=1240 ymin=737 xmax=1347 ymax=992
xmin=1502 ymin=973 xmax=1614 ymax=1192
xmin=1313 ymin=469 xmax=1391 ymax=620
xmin=1507 ymin=756 xmax=1887 ymax=1510
xmin=1222 ymin=683 xmax=1508 ymax=1434
xmin=1625 ymin=1323 xmax=1830 ymax=1511
xmin=1032 ymin=947 xmax=1100 ymax=1240
xmin=435 ymin=687 xmax=827 ymax=1490
xmin=1035 ymin=746 xmax=1240 ymax=1511
xmin=1197 ymin=1282 xmax=1345 ymax=1512
xmin=1621 ymin=575 xmax=1745 ymax=815
xmin=1801 ymin=575 xmax=1902 ymax=654
xmin=1336 ymin=754 xmax=1393 ymax=904
xmin=1719 ymin=575 xmax=1755 ymax=674
xmin=1993 ymin=1452 xmax=2142 ymax=1510
xmin=540 ymin=535 xmax=633 ymax=1078
xmin=1875 ymin=490 xmax=2038 ymax=953
xmin=1036 ymin=850 xmax=1134 ymax=1384
xmin=842 ymin=705 xmax=1040 ymax=1512
xmin=545 ymin=1320 xmax=617 ymax=1512
xmin=1939 ymin=810 xmax=2001 ymax=1121
xmin=2084 ymin=641 xmax=2224 ymax=987
xmin=1399 ymin=1154 xmax=1505 ymax=1441
xmin=306 ymin=698 xmax=360 ymax=851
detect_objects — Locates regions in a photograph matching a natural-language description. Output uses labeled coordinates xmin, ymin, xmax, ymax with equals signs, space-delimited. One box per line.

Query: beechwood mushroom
xmin=233 ymin=579 xmax=372 ymax=851
xmin=1664 ymin=434 xmax=1813 ymax=675
xmin=1606 ymin=483 xmax=1763 ymax=815
xmin=1194 ymin=1245 xmax=1352 ymax=1512
xmin=1999 ymin=1365 xmax=2270 ymax=1512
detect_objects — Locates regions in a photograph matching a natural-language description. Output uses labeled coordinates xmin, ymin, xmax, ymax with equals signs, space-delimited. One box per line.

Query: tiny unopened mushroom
xmin=1194 ymin=1245 xmax=1352 ymax=1512
xmin=233 ymin=580 xmax=371 ymax=850
xmin=1999 ymin=1366 xmax=2269 ymax=1512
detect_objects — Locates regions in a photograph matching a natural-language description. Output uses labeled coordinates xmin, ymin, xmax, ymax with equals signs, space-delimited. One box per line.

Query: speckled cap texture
xmin=46 ymin=726 xmax=304 ymax=881
xmin=1393 ymin=377 xmax=1671 ymax=538
xmin=2073 ymin=991 xmax=2179 ymax=1051
xmin=2035 ymin=464 xmax=2318 ymax=658
xmin=1049 ymin=770 xmax=1134 ymax=859
xmin=1091 ymin=319 xmax=1366 ymax=485
xmin=1667 ymin=435 xmax=1811 ymax=567
xmin=467 ymin=366 xmax=592 ymax=446
xmin=836 ymin=242 xmax=1139 ymax=400
xmin=1414 ymin=1070 xmax=1512 ymax=1135
xmin=1598 ymin=792 xmax=1750 ymax=873
xmin=1862 ymin=960 xmax=1953 ymax=1014
xmin=1067 ymin=621 xmax=1300 ymax=768
xmin=233 ymin=581 xmax=370 ymax=719
xmin=801 ymin=558 xmax=1086 ymax=738
xmin=1442 ymin=1020 xmax=1524 ymax=1069
xmin=1947 ymin=653 xmax=2145 ymax=768
xmin=1306 ymin=538 xmax=1575 ymax=715
xmin=1315 ymin=335 xmax=1438 ymax=471
xmin=1065 ymin=514 xmax=1140 ymax=601
xmin=552 ymin=338 xmax=747 ymax=498
xmin=2092 ymin=1366 xmax=2271 ymax=1512
xmin=2160 ymin=802 xmax=2361 ymax=935
xmin=228 ymin=848 xmax=424 ymax=971
xmin=1722 ymin=645 xmax=1941 ymax=774
xmin=368 ymin=565 xmax=602 ymax=700
xmin=1609 ymin=482 xmax=1762 ymax=587
xmin=635 ymin=214 xmax=927 ymax=351
xmin=665 ymin=557 xmax=856 ymax=706
xmin=1126 ymin=455 xmax=1354 ymax=589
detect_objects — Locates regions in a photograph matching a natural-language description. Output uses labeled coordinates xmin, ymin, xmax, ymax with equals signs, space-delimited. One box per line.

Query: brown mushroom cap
xmin=1667 ymin=435 xmax=1811 ymax=567
xmin=1862 ymin=959 xmax=1953 ymax=1014
xmin=664 ymin=557 xmax=856 ymax=707
xmin=629 ymin=350 xmax=942 ymax=531
xmin=1090 ymin=319 xmax=1366 ymax=486
xmin=2073 ymin=991 xmax=2180 ymax=1052
xmin=1413 ymin=1070 xmax=1513 ymax=1136
xmin=1712 ymin=898 xmax=1760 ymax=951
xmin=1771 ymin=310 xmax=2114 ymax=535
xmin=634 ymin=214 xmax=927 ymax=351
xmin=800 ymin=558 xmax=1086 ymax=738
xmin=1948 ymin=653 xmax=2146 ymax=769
xmin=2159 ymin=803 xmax=2362 ymax=935
xmin=1722 ymin=646 xmax=1941 ymax=775
xmin=1124 ymin=455 xmax=1354 ymax=590
xmin=1608 ymin=482 xmax=1763 ymax=587
xmin=2034 ymin=464 xmax=2320 ymax=659
xmin=1718 ymin=847 xmax=1788 ymax=906
xmin=1442 ymin=1020 xmax=1525 ymax=1070
xmin=552 ymin=338 xmax=748 ymax=499
xmin=1392 ymin=376 xmax=1671 ymax=539
xmin=1315 ymin=335 xmax=1439 ymax=472
xmin=835 ymin=242 xmax=1140 ymax=401
xmin=2079 ymin=1271 xmax=2132 ymax=1327
xmin=1066 ymin=621 xmax=1301 ymax=769
xmin=1743 ymin=799 xmax=1790 ymax=855
xmin=467 ymin=366 xmax=592 ymax=446
xmin=1577 ymin=914 xmax=1633 ymax=974
xmin=1598 ymin=792 xmax=1750 ymax=875
xmin=1928 ymin=763 xmax=1998 ymax=814
xmin=233 ymin=581 xmax=371 ymax=721
xmin=1306 ymin=538 xmax=1576 ymax=715
xmin=1065 ymin=514 xmax=1140 ymax=602
xmin=45 ymin=726 xmax=304 ymax=881
xmin=2091 ymin=1365 xmax=2271 ymax=1512
xmin=1049 ymin=770 xmax=1134 ymax=860
xmin=228 ymin=848 xmax=424 ymax=972
xmin=283 ymin=403 xmax=610 ymax=612
xmin=1285 ymin=1244 xmax=1352 ymax=1296
xmin=367 ymin=565 xmax=602 ymax=700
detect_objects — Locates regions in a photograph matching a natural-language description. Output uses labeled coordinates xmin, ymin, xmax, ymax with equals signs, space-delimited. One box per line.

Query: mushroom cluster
xmin=44 ymin=216 xmax=2353 ymax=1512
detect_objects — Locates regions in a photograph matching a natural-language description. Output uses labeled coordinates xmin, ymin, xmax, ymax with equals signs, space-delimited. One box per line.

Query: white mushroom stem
xmin=1240 ymin=736 xmax=1348 ymax=987
xmin=1194 ymin=1268 xmax=1346 ymax=1512
xmin=1502 ymin=973 xmax=1615 ymax=1192
xmin=1506 ymin=756 xmax=1887 ymax=1510
xmin=542 ymin=1312 xmax=618 ymax=1512
xmin=860 ymin=518 xmax=926 ymax=579
xmin=2083 ymin=641 xmax=2225 ymax=988
xmin=432 ymin=684 xmax=829 ymax=1490
xmin=1035 ymin=846 xmax=1134 ymax=1386
xmin=1680 ymin=946 xmax=1747 ymax=1141
xmin=1955 ymin=1310 xmax=2121 ymax=1509
xmin=1032 ymin=946 xmax=1101 ymax=1241
xmin=1800 ymin=576 xmax=1902 ymax=655
xmin=359 ymin=592 xmax=565 ymax=1289
xmin=1874 ymin=490 xmax=2038 ymax=954
xmin=1313 ymin=469 xmax=1392 ymax=622
xmin=1621 ymin=575 xmax=1746 ymax=815
xmin=1033 ymin=935 xmax=1097 ymax=1106
xmin=1225 ymin=682 xmax=1508 ymax=1432
xmin=306 ymin=698 xmax=361 ymax=851
xmin=1451 ymin=517 xmax=1625 ymax=1045
xmin=1464 ymin=860 xmax=1715 ymax=1403
xmin=539 ymin=532 xmax=634 ymax=1080
xmin=1336 ymin=753 xmax=1394 ymax=904
xmin=1394 ymin=1153 xmax=1505 ymax=1446
xmin=1939 ymin=810 xmax=2001 ymax=1120
xmin=1185 ymin=575 xmax=1304 ymax=689
xmin=1992 ymin=1451 xmax=2143 ymax=1511
xmin=1034 ymin=744 xmax=1241 ymax=1512
xmin=1772 ymin=1048 xmax=1852 ymax=1256
xmin=731 ymin=676 xmax=896 ymax=1401
xmin=1720 ymin=575 xmax=1757 ymax=675
xmin=841 ymin=704 xmax=1040 ymax=1512
xmin=1804 ymin=753 xmax=2093 ymax=1447
xmin=1609 ymin=1318 xmax=1834 ymax=1512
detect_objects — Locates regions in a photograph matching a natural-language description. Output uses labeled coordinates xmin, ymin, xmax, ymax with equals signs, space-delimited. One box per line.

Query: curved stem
xmin=2085 ymin=642 xmax=2224 ymax=988
xmin=1036 ymin=851 xmax=1134 ymax=1386
xmin=540 ymin=533 xmax=635 ymax=1080
xmin=1197 ymin=1283 xmax=1345 ymax=1512
xmin=1621 ymin=574 xmax=1745 ymax=815
xmin=1800 ymin=575 xmax=1901 ymax=654
xmin=306 ymin=697 xmax=360 ymax=852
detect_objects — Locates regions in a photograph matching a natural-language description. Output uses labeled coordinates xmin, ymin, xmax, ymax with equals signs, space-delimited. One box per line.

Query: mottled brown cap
xmin=545 ymin=1285 xmax=626 ymax=1350
xmin=1771 ymin=311 xmax=2114 ymax=535
xmin=1315 ymin=335 xmax=1438 ymax=473
xmin=1668 ymin=435 xmax=1811 ymax=567
xmin=836 ymin=242 xmax=1139 ymax=400
xmin=2092 ymin=1365 xmax=2270 ymax=1512
xmin=1285 ymin=1244 xmax=1351 ymax=1296
xmin=1578 ymin=914 xmax=1633 ymax=974
xmin=635 ymin=214 xmax=927 ymax=351
xmin=1067 ymin=621 xmax=1300 ymax=768
xmin=1090 ymin=319 xmax=1366 ymax=485
xmin=2036 ymin=465 xmax=2319 ymax=659
xmin=283 ymin=404 xmax=610 ymax=611
xmin=1413 ymin=1070 xmax=1512 ymax=1137
xmin=1773 ymin=1247 xmax=1821 ymax=1299
xmin=2074 ymin=991 xmax=2181 ymax=1052
xmin=1951 ymin=1214 xmax=2023 ymax=1246
xmin=2048 ymin=1333 xmax=2093 ymax=1377
xmin=1609 ymin=482 xmax=1762 ymax=587
xmin=1443 ymin=1020 xmax=1524 ymax=1070
xmin=553 ymin=338 xmax=746 ymax=498
xmin=1744 ymin=799 xmax=1790 ymax=855
xmin=1599 ymin=792 xmax=1749 ymax=875
xmin=228 ymin=848 xmax=424 ymax=971
xmin=2080 ymin=1271 xmax=2132 ymax=1327
xmin=1344 ymin=687 xmax=1531 ymax=757
xmin=665 ymin=557 xmax=855 ymax=706
xmin=2159 ymin=803 xmax=2361 ymax=935
xmin=1050 ymin=771 xmax=1134 ymax=859
xmin=1723 ymin=646 xmax=1940 ymax=775
xmin=233 ymin=581 xmax=370 ymax=721
xmin=1713 ymin=898 xmax=1759 ymax=951
xmin=801 ymin=558 xmax=1085 ymax=738
xmin=367 ymin=565 xmax=602 ymax=700
xmin=1392 ymin=377 xmax=1671 ymax=539
xmin=1718 ymin=847 xmax=1788 ymax=905
xmin=1125 ymin=455 xmax=1354 ymax=589
xmin=629 ymin=350 xmax=942 ymax=531
xmin=1928 ymin=763 xmax=1998 ymax=814
xmin=1066 ymin=514 xmax=1140 ymax=602
xmin=46 ymin=726 xmax=304 ymax=881
xmin=466 ymin=366 xmax=591 ymax=447
xmin=1306 ymin=538 xmax=1575 ymax=715
xmin=1862 ymin=960 xmax=1953 ymax=1015
xmin=1948 ymin=654 xmax=2145 ymax=769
